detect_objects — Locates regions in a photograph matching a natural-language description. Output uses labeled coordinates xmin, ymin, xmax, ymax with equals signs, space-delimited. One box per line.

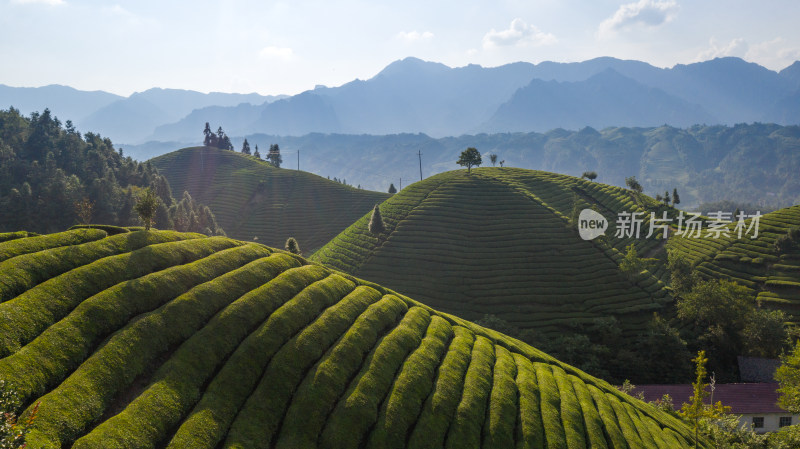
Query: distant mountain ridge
xmin=151 ymin=56 xmax=800 ymax=141
xmin=0 ymin=85 xmax=285 ymax=144
xmin=2 ymin=56 xmax=799 ymax=144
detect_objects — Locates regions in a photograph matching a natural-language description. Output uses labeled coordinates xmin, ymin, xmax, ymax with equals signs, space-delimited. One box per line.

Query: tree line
xmin=0 ymin=107 xmax=223 ymax=234
xmin=204 ymin=123 xmax=282 ymax=167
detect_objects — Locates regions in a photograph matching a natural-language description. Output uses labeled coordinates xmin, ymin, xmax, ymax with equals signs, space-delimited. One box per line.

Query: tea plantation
xmin=150 ymin=146 xmax=390 ymax=253
xmin=312 ymin=168 xmax=674 ymax=335
xmin=668 ymin=204 xmax=800 ymax=320
xmin=0 ymin=227 xmax=706 ymax=448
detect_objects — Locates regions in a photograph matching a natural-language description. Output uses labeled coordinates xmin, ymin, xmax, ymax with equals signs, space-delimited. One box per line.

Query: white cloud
xmin=482 ymin=18 xmax=556 ymax=49
xmin=259 ymin=46 xmax=294 ymax=60
xmin=396 ymin=30 xmax=434 ymax=43
xmin=10 ymin=0 xmax=64 ymax=5
xmin=695 ymin=37 xmax=749 ymax=61
xmin=598 ymin=0 xmax=679 ymax=37
xmin=744 ymin=38 xmax=800 ymax=70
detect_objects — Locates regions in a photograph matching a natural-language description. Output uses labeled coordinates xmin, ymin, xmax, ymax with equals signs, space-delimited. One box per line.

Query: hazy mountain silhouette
xmin=0 ymin=84 xmax=121 ymax=125
xmin=3 ymin=56 xmax=799 ymax=143
xmin=481 ymin=68 xmax=715 ymax=132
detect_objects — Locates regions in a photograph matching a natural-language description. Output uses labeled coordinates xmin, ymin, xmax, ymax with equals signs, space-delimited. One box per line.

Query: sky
xmin=1 ymin=0 xmax=799 ymax=97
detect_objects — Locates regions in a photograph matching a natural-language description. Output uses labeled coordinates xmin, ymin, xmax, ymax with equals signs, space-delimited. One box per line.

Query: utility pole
xmin=297 ymin=150 xmax=300 ymax=171
xmin=400 ymin=178 xmax=402 ymax=190
xmin=418 ymin=150 xmax=423 ymax=181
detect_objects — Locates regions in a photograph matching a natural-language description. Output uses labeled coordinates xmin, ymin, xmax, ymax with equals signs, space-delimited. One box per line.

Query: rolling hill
xmin=311 ymin=167 xmax=676 ymax=336
xmin=150 ymin=146 xmax=390 ymax=253
xmin=0 ymin=226 xmax=706 ymax=448
xmin=668 ymin=204 xmax=800 ymax=319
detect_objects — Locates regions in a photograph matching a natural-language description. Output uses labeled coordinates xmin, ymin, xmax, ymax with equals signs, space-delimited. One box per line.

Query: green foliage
xmin=777 ymin=341 xmax=800 ymax=414
xmin=678 ymin=279 xmax=789 ymax=376
xmin=285 ymin=237 xmax=301 ymax=255
xmin=456 ymin=147 xmax=481 ymax=172
xmin=133 ymin=187 xmax=160 ymax=230
xmin=368 ymin=204 xmax=385 ymax=235
xmin=489 ymin=153 xmax=498 ymax=166
xmin=775 ymin=227 xmax=800 ymax=253
xmin=620 ymin=243 xmax=647 ymax=279
xmin=581 ymin=171 xmax=597 ymax=181
xmin=169 ymin=191 xmax=225 ymax=236
xmin=625 ymin=175 xmax=643 ymax=193
xmin=0 ymin=107 xmax=176 ymax=232
xmin=267 ymin=143 xmax=282 ymax=168
xmin=668 ymin=251 xmax=698 ymax=296
xmin=0 ymin=380 xmax=36 ymax=449
xmin=700 ymin=414 xmax=768 ymax=449
xmin=388 ymin=183 xmax=397 ymax=194
xmin=768 ymin=424 xmax=800 ymax=449
xmin=680 ymin=351 xmax=730 ymax=448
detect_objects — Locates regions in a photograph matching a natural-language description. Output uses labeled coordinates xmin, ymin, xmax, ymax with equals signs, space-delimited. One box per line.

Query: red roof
xmin=633 ymin=383 xmax=786 ymax=414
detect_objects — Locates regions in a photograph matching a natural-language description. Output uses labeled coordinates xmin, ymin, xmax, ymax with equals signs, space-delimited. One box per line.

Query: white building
xmin=633 ymin=383 xmax=799 ymax=433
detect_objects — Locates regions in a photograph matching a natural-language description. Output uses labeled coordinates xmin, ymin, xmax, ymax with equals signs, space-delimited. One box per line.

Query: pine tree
xmin=241 ymin=138 xmax=251 ymax=155
xmin=673 ymin=188 xmax=681 ymax=206
xmin=267 ymin=144 xmax=282 ymax=168
xmin=254 ymin=144 xmax=261 ymax=159
xmin=203 ymin=122 xmax=216 ymax=147
xmin=285 ymin=237 xmax=301 ymax=255
xmin=388 ymin=183 xmax=397 ymax=194
xmin=369 ymin=204 xmax=385 ymax=235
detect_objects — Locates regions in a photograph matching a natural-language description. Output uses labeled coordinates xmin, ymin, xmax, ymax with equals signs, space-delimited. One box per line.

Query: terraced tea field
xmin=312 ymin=168 xmax=674 ymax=334
xmin=151 ymin=146 xmax=390 ymax=253
xmin=668 ymin=204 xmax=800 ymax=319
xmin=0 ymin=227 xmax=706 ymax=448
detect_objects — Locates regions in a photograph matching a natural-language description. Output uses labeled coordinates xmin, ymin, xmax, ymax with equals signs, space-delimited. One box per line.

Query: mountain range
xmin=1 ymin=56 xmax=799 ymax=145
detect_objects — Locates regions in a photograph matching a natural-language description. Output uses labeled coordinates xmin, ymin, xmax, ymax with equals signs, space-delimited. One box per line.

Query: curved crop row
xmin=312 ymin=168 xmax=673 ymax=335
xmin=151 ymin=146 xmax=390 ymax=253
xmin=0 ymin=230 xmax=706 ymax=448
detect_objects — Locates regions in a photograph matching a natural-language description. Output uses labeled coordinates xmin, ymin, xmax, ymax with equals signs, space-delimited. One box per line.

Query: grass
xmin=151 ymin=146 xmax=389 ymax=253
xmin=1 ymin=229 xmax=707 ymax=449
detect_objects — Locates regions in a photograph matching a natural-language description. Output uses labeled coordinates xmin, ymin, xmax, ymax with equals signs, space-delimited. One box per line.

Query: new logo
xmin=578 ymin=209 xmax=608 ymax=241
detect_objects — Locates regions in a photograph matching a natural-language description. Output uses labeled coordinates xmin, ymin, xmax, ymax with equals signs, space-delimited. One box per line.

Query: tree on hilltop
xmin=369 ymin=204 xmax=385 ymax=235
xmin=625 ymin=175 xmax=643 ymax=193
xmin=673 ymin=188 xmax=681 ymax=206
xmin=581 ymin=171 xmax=598 ymax=181
xmin=388 ymin=183 xmax=397 ymax=194
xmin=267 ymin=144 xmax=282 ymax=168
xmin=241 ymin=138 xmax=251 ymax=155
xmin=253 ymin=144 xmax=261 ymax=160
xmin=457 ymin=147 xmax=481 ymax=173
xmin=489 ymin=154 xmax=498 ymax=166
xmin=203 ymin=122 xmax=217 ymax=147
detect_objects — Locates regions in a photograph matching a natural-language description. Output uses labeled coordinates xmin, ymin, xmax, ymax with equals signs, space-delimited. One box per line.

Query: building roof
xmin=633 ymin=383 xmax=788 ymax=415
xmin=738 ymin=356 xmax=780 ymax=383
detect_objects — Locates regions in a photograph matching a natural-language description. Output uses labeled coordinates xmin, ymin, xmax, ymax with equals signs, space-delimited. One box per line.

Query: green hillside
xmin=668 ymin=204 xmax=800 ymax=319
xmin=312 ymin=167 xmax=675 ymax=335
xmin=0 ymin=227 xmax=705 ymax=448
xmin=150 ymin=146 xmax=390 ymax=253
